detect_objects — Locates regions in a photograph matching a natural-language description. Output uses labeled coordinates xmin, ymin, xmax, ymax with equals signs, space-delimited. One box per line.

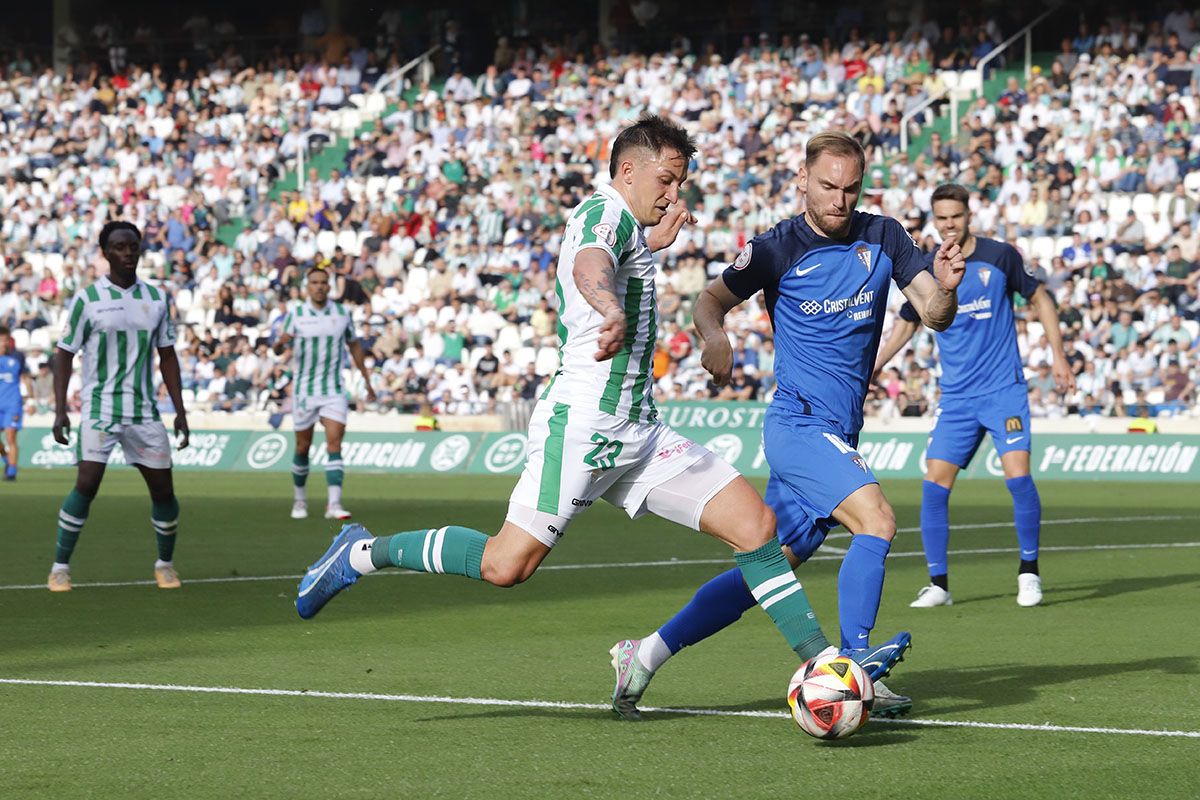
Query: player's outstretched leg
xmin=296 ymin=524 xmax=492 ymax=619
xmin=1007 ymin=474 xmax=1042 ymax=606
xmin=48 ymin=487 xmax=95 ymax=592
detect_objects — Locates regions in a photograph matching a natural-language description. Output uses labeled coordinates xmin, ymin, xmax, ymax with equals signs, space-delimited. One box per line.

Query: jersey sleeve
xmin=56 ymin=291 xmax=89 ymax=353
xmin=154 ymin=295 xmax=178 ymax=348
xmin=342 ymin=306 xmax=357 ymax=343
xmin=721 ymin=237 xmax=777 ymax=300
xmin=998 ymin=242 xmax=1041 ymax=300
xmin=883 ymin=217 xmax=925 ymax=290
xmin=898 ymin=301 xmax=921 ymax=323
xmin=281 ymin=310 xmax=294 ymax=337
xmin=576 ymin=201 xmax=638 ymax=268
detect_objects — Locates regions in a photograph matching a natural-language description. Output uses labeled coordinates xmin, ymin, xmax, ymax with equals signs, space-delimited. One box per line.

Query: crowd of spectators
xmin=1 ymin=7 xmax=1199 ymax=424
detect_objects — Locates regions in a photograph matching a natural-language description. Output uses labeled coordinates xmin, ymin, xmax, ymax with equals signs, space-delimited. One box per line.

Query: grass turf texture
xmin=1 ymin=471 xmax=1197 ymax=799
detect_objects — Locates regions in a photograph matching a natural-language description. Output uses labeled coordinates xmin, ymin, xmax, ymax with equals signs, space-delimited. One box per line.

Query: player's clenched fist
xmin=701 ymin=335 xmax=734 ymax=387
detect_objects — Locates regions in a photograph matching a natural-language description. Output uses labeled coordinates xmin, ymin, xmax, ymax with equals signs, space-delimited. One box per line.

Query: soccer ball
xmin=787 ymin=651 xmax=875 ymax=740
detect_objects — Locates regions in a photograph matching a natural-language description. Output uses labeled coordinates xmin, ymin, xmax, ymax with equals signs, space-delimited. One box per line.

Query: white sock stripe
xmin=421 ymin=529 xmax=434 ymax=573
xmin=59 ymin=511 xmax=87 ymax=527
xmin=759 ymin=582 xmax=804 ymax=610
xmin=431 ymin=527 xmax=447 ymax=574
xmin=749 ymin=573 xmax=796 ymax=602
xmin=291 ymin=466 xmax=310 ymax=474
xmin=326 ymin=461 xmax=344 ymax=470
xmin=57 ymin=519 xmax=82 ymax=532
xmin=152 ymin=518 xmax=180 ymax=527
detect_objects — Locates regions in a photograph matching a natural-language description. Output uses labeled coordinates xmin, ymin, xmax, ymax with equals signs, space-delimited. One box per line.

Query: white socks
xmin=636 ymin=632 xmax=673 ymax=672
xmin=328 ymin=485 xmax=343 ymax=507
xmin=348 ymin=537 xmax=377 ymax=574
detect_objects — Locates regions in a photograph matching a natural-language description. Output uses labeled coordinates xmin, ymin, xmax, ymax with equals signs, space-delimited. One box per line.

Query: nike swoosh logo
xmin=1006 ymin=436 xmax=1025 ymax=444
xmin=1021 ymin=550 xmax=1037 ymax=556
xmin=857 ymin=633 xmax=869 ymax=639
xmin=298 ymin=542 xmax=349 ymax=598
xmin=795 ymin=263 xmax=821 ymax=276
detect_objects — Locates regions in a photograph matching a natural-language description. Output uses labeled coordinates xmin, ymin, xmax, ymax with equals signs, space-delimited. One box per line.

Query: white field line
xmin=827 ymin=513 xmax=1199 ymax=540
xmin=3 ymin=540 xmax=1199 ymax=592
xmin=0 ymin=678 xmax=1196 ymax=740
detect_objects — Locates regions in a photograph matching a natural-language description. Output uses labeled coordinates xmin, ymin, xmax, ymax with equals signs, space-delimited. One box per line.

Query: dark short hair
xmin=931 ymin=183 xmax=971 ymax=206
xmin=609 ymin=114 xmax=696 ymax=179
xmin=0 ymin=325 xmax=9 ymax=336
xmin=99 ymin=221 xmax=142 ymax=249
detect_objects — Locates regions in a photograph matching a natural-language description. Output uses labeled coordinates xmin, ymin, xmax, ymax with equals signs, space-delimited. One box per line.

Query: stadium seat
xmin=337 ymin=229 xmax=361 ymax=256
xmin=363 ymin=91 xmax=386 ymax=116
xmin=514 ymin=346 xmax=536 ymax=368
xmin=29 ymin=328 xmax=51 ymax=351
xmin=1030 ymin=236 xmax=1055 ymax=262
xmin=1053 ymin=236 xmax=1074 ymax=256
xmin=24 ymin=252 xmax=44 ymax=271
xmin=44 ymin=252 xmax=64 ymax=277
xmin=316 ymin=230 xmax=337 ymax=257
xmin=365 ymin=176 xmax=387 ymax=201
xmin=1131 ymin=193 xmax=1157 ymax=221
xmin=1107 ymin=194 xmax=1132 ymax=220
xmin=11 ymin=328 xmax=30 ymax=350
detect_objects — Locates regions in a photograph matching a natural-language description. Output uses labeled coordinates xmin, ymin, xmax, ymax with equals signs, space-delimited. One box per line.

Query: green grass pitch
xmin=1 ymin=470 xmax=1197 ymax=799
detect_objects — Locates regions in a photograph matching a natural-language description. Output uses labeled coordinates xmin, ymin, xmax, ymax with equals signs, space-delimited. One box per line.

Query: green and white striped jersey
xmin=282 ymin=300 xmax=357 ymax=398
xmin=543 ymin=182 xmax=660 ymax=423
xmin=57 ymin=276 xmax=176 ymax=425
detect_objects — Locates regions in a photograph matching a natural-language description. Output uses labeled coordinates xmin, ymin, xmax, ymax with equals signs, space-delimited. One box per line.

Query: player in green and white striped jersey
xmin=296 ymin=118 xmax=840 ymax=723
xmin=48 ymin=221 xmax=190 ymax=593
xmin=272 ymin=266 xmax=376 ymax=521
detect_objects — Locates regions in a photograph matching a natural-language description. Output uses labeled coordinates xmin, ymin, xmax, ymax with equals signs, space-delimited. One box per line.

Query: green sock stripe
xmin=326 ymin=452 xmax=344 ymax=486
xmin=156 ymin=533 xmax=176 ymax=562
xmin=326 ymin=469 xmax=344 ymax=486
xmin=152 ymin=498 xmax=180 ymax=521
xmin=63 ymin=488 xmax=93 ymax=518
xmin=374 ymin=527 xmax=487 ymax=580
xmin=55 ymin=528 xmax=81 ymax=564
xmin=735 ymin=541 xmax=829 ymax=660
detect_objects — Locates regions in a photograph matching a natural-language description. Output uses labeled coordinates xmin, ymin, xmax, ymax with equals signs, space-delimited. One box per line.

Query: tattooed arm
xmin=573 ymin=249 xmax=626 ymax=361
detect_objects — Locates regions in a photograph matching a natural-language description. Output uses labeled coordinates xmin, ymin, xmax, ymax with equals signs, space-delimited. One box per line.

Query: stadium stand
xmin=0 ymin=7 xmax=1197 ymax=422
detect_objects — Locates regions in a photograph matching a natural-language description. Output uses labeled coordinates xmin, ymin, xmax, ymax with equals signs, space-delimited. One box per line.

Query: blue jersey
xmin=900 ymin=237 xmax=1040 ymax=398
xmin=724 ymin=211 xmax=925 ymax=435
xmin=0 ymin=349 xmax=26 ymax=406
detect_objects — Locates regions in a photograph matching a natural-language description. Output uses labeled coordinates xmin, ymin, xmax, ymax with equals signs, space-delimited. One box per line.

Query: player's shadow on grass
xmin=896 ymin=655 xmax=1197 ymax=715
xmin=952 ymin=572 xmax=1200 ymax=606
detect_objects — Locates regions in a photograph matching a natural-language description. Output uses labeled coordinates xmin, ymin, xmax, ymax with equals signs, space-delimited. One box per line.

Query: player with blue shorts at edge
xmin=0 ymin=325 xmax=32 ymax=481
xmin=610 ymin=132 xmax=966 ymax=719
xmin=873 ymin=183 xmax=1074 ymax=609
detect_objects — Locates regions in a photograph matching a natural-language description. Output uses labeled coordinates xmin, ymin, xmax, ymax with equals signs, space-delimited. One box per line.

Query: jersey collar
xmin=595 ymin=181 xmax=636 ymax=220
xmin=97 ymin=275 xmax=142 ymax=294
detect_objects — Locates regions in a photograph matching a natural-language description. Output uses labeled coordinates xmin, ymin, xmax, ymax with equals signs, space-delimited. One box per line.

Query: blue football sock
xmin=920 ymin=480 xmax=951 ymax=579
xmin=837 ymin=534 xmax=892 ymax=650
xmin=657 ymin=568 xmax=757 ymax=654
xmin=1006 ymin=475 xmax=1041 ymax=562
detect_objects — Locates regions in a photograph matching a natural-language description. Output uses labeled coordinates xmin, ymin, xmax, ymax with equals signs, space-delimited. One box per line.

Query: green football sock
xmin=735 ymin=540 xmax=830 ymax=660
xmin=370 ymin=526 xmax=488 ymax=581
xmin=292 ymin=453 xmax=309 ymax=487
xmin=55 ymin=489 xmax=94 ymax=564
xmin=325 ymin=450 xmax=343 ymax=487
xmin=152 ymin=496 xmax=180 ymax=562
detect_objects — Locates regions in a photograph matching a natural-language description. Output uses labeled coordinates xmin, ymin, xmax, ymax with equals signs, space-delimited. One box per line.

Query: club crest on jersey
xmin=979 ymin=269 xmax=991 ymax=288
xmin=855 ymin=245 xmax=872 ymax=272
xmin=733 ymin=242 xmax=753 ymax=270
xmin=590 ymin=222 xmax=616 ymax=246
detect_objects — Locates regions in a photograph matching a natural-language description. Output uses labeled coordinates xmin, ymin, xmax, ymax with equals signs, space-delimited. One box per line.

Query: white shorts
xmin=506 ymin=400 xmax=739 ymax=547
xmin=294 ymin=394 xmax=349 ymax=431
xmin=78 ymin=419 xmax=173 ymax=469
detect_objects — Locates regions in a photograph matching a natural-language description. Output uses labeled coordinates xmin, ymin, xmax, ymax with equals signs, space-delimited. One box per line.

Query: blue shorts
xmin=0 ymin=400 xmax=21 ymax=431
xmin=926 ymin=382 xmax=1031 ymax=469
xmin=763 ymin=410 xmax=878 ymax=562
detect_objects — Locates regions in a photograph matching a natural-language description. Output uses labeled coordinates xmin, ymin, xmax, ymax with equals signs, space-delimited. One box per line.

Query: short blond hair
xmin=804 ymin=132 xmax=866 ymax=175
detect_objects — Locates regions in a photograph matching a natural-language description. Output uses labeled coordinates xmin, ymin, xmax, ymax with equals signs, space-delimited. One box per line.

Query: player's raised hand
xmin=52 ymin=412 xmax=70 ymax=446
xmin=933 ymin=235 xmax=966 ymax=291
xmin=594 ymin=309 xmax=627 ymax=361
xmin=646 ymin=202 xmax=696 ymax=253
xmin=701 ymin=334 xmax=734 ymax=387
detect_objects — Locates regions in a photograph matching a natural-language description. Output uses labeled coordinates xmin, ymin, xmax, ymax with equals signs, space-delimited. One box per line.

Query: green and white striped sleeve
xmin=576 ymin=198 xmax=638 ymax=268
xmin=155 ymin=291 xmax=178 ymax=348
xmin=57 ymin=290 xmax=90 ymax=353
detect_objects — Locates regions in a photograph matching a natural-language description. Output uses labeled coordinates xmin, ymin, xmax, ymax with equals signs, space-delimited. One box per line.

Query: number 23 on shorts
xmin=584 ymin=433 xmax=624 ymax=471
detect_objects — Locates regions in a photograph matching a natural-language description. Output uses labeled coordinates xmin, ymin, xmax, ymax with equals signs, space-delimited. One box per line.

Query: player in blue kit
xmin=873 ymin=183 xmax=1074 ymax=608
xmin=610 ymin=132 xmax=966 ymax=719
xmin=0 ymin=326 xmax=32 ymax=481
